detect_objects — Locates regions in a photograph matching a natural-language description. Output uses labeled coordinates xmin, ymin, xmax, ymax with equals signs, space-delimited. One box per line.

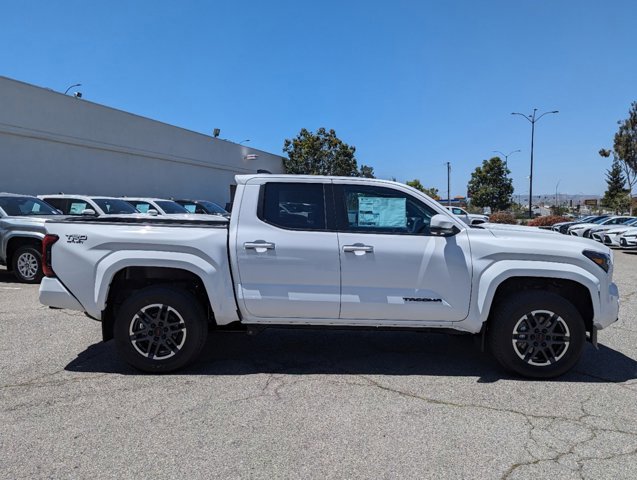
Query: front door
xmin=334 ymin=182 xmax=472 ymax=322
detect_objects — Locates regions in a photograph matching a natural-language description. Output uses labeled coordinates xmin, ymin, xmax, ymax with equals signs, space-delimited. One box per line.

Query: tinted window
xmin=199 ymin=201 xmax=229 ymax=215
xmin=0 ymin=197 xmax=60 ymax=216
xmin=129 ymin=201 xmax=152 ymax=213
xmin=93 ymin=198 xmax=137 ymax=214
xmin=260 ymin=183 xmax=326 ymax=230
xmin=43 ymin=198 xmax=67 ymax=212
xmin=179 ymin=203 xmax=197 ymax=213
xmin=335 ymin=185 xmax=437 ymax=235
xmin=155 ymin=201 xmax=189 ymax=214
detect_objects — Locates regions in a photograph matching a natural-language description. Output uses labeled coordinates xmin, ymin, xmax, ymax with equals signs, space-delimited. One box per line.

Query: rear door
xmin=334 ymin=181 xmax=472 ymax=322
xmin=234 ymin=180 xmax=341 ymax=320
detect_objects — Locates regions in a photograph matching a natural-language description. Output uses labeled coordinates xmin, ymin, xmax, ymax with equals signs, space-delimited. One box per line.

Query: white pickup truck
xmin=39 ymin=175 xmax=619 ymax=378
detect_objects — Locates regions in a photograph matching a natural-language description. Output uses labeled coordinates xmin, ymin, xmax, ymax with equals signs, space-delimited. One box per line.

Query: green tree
xmin=467 ymin=157 xmax=514 ymax=211
xmin=358 ymin=164 xmax=375 ymax=178
xmin=283 ymin=128 xmax=359 ymax=176
xmin=600 ymin=101 xmax=637 ymax=214
xmin=405 ymin=179 xmax=440 ymax=199
xmin=601 ymin=159 xmax=630 ymax=213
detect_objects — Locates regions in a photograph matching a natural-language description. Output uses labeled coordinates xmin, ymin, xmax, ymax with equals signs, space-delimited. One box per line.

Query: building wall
xmin=0 ymin=76 xmax=284 ymax=205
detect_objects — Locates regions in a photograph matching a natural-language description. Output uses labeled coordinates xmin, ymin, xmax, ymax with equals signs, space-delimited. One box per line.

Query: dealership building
xmin=0 ymin=76 xmax=284 ymax=206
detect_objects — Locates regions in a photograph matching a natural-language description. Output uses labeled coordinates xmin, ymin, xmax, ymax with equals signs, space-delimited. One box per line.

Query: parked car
xmin=601 ymin=223 xmax=637 ymax=247
xmin=40 ymin=174 xmax=619 ymax=378
xmin=591 ymin=217 xmax=637 ymax=243
xmin=552 ymin=215 xmax=605 ymax=234
xmin=568 ymin=216 xmax=631 ymax=238
xmin=618 ymin=230 xmax=637 ymax=248
xmin=174 ymin=199 xmax=230 ymax=218
xmin=124 ymin=198 xmax=191 ymax=215
xmin=0 ymin=193 xmax=64 ymax=283
xmin=444 ymin=206 xmax=489 ymax=225
xmin=38 ymin=194 xmax=139 ymax=216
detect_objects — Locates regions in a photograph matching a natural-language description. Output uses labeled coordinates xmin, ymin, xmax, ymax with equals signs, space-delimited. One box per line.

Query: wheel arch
xmin=5 ymin=233 xmax=44 ymax=271
xmin=102 ymin=266 xmax=216 ymax=342
xmin=476 ymin=261 xmax=599 ymax=334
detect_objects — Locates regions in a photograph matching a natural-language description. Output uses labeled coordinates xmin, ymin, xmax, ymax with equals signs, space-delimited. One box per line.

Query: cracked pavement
xmin=1 ymin=253 xmax=636 ymax=479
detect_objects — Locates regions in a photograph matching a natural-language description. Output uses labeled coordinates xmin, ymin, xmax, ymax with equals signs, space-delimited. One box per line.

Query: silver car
xmin=0 ymin=193 xmax=64 ymax=283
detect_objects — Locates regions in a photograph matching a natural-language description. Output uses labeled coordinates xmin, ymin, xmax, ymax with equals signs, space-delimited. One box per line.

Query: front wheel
xmin=12 ymin=246 xmax=43 ymax=283
xmin=114 ymin=286 xmax=208 ymax=373
xmin=488 ymin=291 xmax=586 ymax=379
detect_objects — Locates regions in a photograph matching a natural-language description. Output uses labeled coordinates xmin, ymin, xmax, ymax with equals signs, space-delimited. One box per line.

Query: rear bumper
xmin=595 ymin=281 xmax=620 ymax=330
xmin=39 ymin=277 xmax=85 ymax=312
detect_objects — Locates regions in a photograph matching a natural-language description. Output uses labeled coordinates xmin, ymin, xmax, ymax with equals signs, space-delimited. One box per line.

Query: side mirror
xmin=81 ymin=208 xmax=97 ymax=216
xmin=147 ymin=209 xmax=159 ymax=216
xmin=430 ymin=214 xmax=458 ymax=236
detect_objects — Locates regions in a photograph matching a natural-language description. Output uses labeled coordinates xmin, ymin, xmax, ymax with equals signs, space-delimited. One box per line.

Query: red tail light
xmin=42 ymin=234 xmax=59 ymax=278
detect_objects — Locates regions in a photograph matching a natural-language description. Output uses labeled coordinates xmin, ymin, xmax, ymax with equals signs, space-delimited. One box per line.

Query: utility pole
xmin=511 ymin=109 xmax=559 ymax=218
xmin=446 ymin=162 xmax=451 ymax=207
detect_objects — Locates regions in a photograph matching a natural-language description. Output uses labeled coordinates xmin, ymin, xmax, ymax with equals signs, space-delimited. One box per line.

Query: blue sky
xmin=2 ymin=0 xmax=636 ymax=196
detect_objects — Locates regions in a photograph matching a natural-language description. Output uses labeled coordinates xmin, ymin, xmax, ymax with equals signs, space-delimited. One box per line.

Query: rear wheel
xmin=488 ymin=291 xmax=586 ymax=378
xmin=114 ymin=286 xmax=208 ymax=372
xmin=12 ymin=246 xmax=43 ymax=283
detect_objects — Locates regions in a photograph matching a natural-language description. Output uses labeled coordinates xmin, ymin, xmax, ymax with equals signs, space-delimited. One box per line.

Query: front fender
xmin=91 ymin=251 xmax=238 ymax=324
xmin=475 ymin=260 xmax=600 ymax=325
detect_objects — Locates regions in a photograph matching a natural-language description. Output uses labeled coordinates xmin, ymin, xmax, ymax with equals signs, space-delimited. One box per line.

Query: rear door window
xmin=258 ymin=183 xmax=326 ymax=230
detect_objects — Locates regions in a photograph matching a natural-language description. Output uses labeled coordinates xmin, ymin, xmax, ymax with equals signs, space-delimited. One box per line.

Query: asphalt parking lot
xmin=1 ymin=254 xmax=636 ymax=480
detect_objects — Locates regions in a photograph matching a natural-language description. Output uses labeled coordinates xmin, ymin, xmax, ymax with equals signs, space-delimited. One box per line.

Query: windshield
xmin=199 ymin=201 xmax=229 ymax=215
xmin=155 ymin=201 xmax=189 ymax=214
xmin=92 ymin=198 xmax=138 ymax=214
xmin=0 ymin=196 xmax=60 ymax=216
xmin=592 ymin=216 xmax=610 ymax=224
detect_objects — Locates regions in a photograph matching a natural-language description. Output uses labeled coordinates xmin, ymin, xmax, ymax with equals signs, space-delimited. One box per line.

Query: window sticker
xmin=69 ymin=202 xmax=88 ymax=214
xmin=358 ymin=197 xmax=406 ymax=227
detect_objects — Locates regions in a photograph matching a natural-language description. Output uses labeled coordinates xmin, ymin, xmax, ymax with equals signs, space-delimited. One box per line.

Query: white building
xmin=0 ymin=76 xmax=284 ymax=206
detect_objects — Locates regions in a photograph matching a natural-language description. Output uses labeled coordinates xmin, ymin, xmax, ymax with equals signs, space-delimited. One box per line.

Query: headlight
xmin=612 ymin=230 xmax=627 ymax=235
xmin=583 ymin=250 xmax=610 ymax=272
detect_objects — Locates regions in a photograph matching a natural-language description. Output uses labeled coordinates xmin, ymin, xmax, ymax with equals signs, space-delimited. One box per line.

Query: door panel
xmin=234 ymin=182 xmax=340 ymax=319
xmin=334 ymin=183 xmax=472 ymax=322
xmin=338 ymin=231 xmax=472 ymax=321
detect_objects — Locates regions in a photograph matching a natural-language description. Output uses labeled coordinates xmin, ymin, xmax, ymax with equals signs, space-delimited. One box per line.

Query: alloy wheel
xmin=17 ymin=252 xmax=39 ymax=280
xmin=128 ymin=304 xmax=187 ymax=360
xmin=511 ymin=310 xmax=570 ymax=366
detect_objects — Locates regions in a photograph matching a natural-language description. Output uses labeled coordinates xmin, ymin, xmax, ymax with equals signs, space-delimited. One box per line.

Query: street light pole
xmin=63 ymin=83 xmax=81 ymax=95
xmin=446 ymin=161 xmax=451 ymax=207
xmin=492 ymin=149 xmax=521 ymax=169
xmin=511 ymin=109 xmax=559 ymax=218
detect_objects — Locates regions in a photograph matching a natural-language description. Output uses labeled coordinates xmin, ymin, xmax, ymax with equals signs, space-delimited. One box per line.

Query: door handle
xmin=244 ymin=241 xmax=275 ymax=250
xmin=343 ymin=244 xmax=374 ymax=253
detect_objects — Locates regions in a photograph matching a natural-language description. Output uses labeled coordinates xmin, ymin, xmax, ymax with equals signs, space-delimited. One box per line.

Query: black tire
xmin=12 ymin=245 xmax=43 ymax=283
xmin=487 ymin=290 xmax=586 ymax=379
xmin=114 ymin=286 xmax=208 ymax=373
